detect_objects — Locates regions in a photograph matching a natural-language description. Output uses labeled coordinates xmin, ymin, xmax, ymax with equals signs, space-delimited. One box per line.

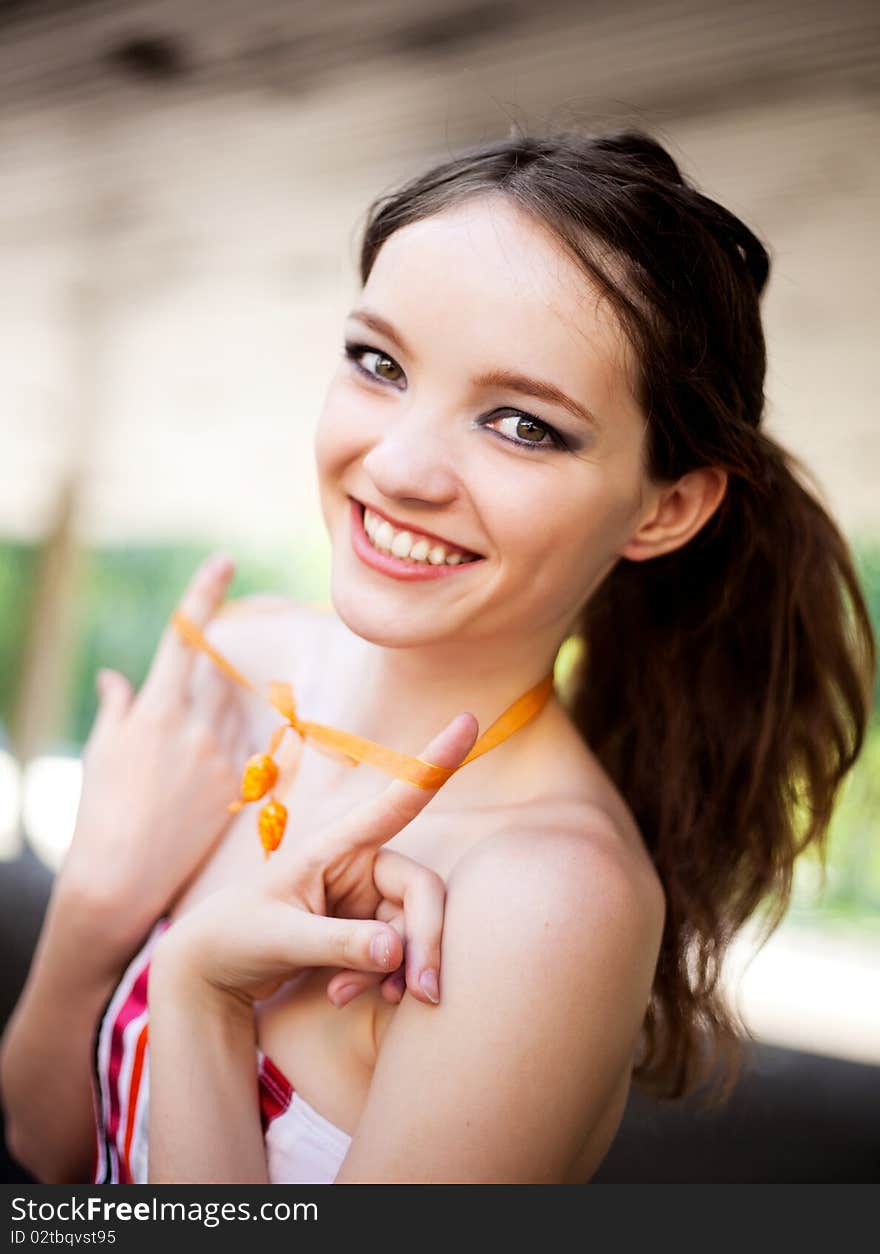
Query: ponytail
xmin=563 ymin=433 xmax=876 ymax=1100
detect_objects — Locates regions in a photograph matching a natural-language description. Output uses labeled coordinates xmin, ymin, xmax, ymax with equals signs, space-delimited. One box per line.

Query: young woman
xmin=1 ymin=128 xmax=874 ymax=1185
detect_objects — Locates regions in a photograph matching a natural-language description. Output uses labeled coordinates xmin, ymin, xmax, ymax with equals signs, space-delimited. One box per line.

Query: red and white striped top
xmin=90 ymin=917 xmax=352 ymax=1184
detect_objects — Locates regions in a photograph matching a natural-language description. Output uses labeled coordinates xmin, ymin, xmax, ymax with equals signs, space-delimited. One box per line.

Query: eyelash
xmin=342 ymin=341 xmax=570 ymax=453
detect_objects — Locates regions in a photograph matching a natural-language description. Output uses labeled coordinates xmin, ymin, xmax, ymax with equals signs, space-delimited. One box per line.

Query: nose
xmin=361 ymin=410 xmax=460 ymax=509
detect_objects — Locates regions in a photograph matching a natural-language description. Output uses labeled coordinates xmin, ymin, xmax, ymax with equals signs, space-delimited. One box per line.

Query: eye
xmin=343 ymin=340 xmax=569 ymax=453
xmin=343 ymin=342 xmax=405 ymax=387
xmin=482 ymin=411 xmax=569 ymax=453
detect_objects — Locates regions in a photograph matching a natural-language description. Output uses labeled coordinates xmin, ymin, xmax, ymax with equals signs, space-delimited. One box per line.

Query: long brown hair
xmin=356 ymin=128 xmax=877 ymax=1102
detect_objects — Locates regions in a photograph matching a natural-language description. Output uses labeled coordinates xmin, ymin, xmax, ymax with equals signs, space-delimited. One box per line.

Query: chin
xmin=328 ymin=571 xmax=454 ymax=649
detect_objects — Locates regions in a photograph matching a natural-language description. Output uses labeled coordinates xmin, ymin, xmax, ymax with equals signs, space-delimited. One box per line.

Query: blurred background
xmin=1 ymin=0 xmax=878 ymax=1181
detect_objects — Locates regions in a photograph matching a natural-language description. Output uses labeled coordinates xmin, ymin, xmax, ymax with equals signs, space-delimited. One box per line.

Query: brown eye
xmin=344 ymin=343 xmax=406 ymax=387
xmin=514 ymin=418 xmax=546 ymax=443
xmin=482 ymin=410 xmax=565 ymax=452
xmin=374 ymin=353 xmax=402 ymax=382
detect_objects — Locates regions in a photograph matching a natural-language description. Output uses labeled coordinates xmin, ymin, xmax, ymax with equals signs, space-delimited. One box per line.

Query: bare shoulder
xmin=447 ymin=802 xmax=666 ymax=992
xmin=210 ymin=591 xmax=327 ymax=640
xmin=189 ymin=594 xmax=333 ymax=742
xmin=350 ymin=802 xmax=664 ymax=1181
xmin=201 ymin=593 xmax=330 ymax=682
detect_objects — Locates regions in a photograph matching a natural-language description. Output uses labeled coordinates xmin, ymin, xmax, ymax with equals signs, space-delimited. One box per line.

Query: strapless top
xmin=90 ymin=917 xmax=352 ymax=1184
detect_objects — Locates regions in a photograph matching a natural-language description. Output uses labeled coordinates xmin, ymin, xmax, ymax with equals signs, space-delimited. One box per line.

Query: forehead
xmin=362 ymin=195 xmax=636 ymax=401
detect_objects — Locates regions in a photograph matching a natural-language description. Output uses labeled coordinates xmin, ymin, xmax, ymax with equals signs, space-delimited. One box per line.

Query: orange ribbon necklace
xmin=172 ymin=610 xmax=557 ymax=858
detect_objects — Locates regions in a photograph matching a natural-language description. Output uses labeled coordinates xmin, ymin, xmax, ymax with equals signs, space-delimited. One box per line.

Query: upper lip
xmin=353 ymin=498 xmax=482 ymax=557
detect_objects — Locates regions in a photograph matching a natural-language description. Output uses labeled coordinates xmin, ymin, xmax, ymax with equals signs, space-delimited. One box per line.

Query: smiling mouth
xmin=355 ymin=500 xmax=483 ymax=566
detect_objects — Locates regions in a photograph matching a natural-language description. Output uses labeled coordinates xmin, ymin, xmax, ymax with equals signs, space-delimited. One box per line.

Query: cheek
xmin=495 ymin=481 xmax=626 ymax=597
xmin=313 ymin=382 xmax=366 ymax=483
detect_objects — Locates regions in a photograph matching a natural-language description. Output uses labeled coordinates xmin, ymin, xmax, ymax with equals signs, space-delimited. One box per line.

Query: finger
xmin=286 ymin=909 xmax=402 ymax=975
xmin=326 ymin=904 xmax=403 ymax=1008
xmin=329 ymin=956 xmax=410 ymax=1008
xmin=327 ymin=971 xmax=380 ymax=1008
xmin=192 ymin=657 xmax=237 ymax=738
xmin=316 ymin=711 xmax=479 ymax=859
xmin=374 ymin=898 xmax=401 ymax=926
xmin=215 ymin=697 xmax=248 ymax=765
xmin=380 ymin=967 xmax=407 ymax=1004
xmin=90 ymin=668 xmax=135 ymax=740
xmin=374 ymin=849 xmax=444 ymax=1004
xmin=139 ymin=553 xmax=235 ymax=709
xmin=327 ymin=966 xmax=406 ymax=1009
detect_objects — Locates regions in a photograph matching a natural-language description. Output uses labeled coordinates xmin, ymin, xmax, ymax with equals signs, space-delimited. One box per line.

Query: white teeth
xmin=362 ymin=507 xmax=477 ymax=566
xmin=374 ymin=520 xmax=395 ymax=552
xmin=390 ymin=530 xmax=414 ymax=558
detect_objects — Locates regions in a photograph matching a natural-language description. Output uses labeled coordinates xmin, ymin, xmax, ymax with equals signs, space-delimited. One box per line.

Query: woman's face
xmin=314 ymin=194 xmax=654 ymax=651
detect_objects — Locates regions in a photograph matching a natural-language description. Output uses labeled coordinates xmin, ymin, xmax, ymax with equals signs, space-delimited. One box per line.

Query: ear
xmin=620 ymin=467 xmax=728 ymax=562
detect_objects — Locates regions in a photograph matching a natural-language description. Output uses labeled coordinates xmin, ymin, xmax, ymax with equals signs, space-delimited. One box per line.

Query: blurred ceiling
xmin=1 ymin=0 xmax=875 ymax=117
xmin=1 ymin=0 xmax=878 ymax=545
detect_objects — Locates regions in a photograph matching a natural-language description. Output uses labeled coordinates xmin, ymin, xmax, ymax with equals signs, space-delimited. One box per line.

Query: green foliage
xmin=791 ymin=719 xmax=880 ymax=926
xmin=0 ymin=543 xmax=39 ymax=739
xmin=0 ymin=538 xmax=330 ymax=750
xmin=853 ymin=539 xmax=880 ymax=714
xmin=62 ymin=541 xmax=328 ymax=747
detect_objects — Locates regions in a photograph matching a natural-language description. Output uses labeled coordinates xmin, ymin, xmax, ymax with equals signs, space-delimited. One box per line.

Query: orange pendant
xmin=225 ymin=731 xmax=296 ymax=858
xmin=239 ymin=753 xmax=279 ymax=802
xmin=258 ymin=799 xmax=288 ymax=859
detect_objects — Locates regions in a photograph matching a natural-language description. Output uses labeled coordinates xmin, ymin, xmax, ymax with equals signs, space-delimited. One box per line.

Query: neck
xmin=325 ymin=617 xmax=564 ymax=761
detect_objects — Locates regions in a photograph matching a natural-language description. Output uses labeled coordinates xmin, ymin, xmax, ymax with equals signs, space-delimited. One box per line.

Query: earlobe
xmin=619 ymin=467 xmax=728 ymax=562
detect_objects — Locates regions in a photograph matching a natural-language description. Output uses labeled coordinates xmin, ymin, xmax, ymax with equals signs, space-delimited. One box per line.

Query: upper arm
xmin=334 ymin=822 xmax=664 ymax=1184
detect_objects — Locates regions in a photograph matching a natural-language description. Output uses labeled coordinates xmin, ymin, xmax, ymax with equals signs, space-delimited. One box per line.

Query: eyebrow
xmin=346 ymin=306 xmax=603 ymax=433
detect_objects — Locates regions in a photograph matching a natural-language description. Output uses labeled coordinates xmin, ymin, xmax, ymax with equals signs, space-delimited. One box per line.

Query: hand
xmin=150 ymin=711 xmax=480 ymax=1008
xmin=59 ymin=553 xmax=248 ymax=959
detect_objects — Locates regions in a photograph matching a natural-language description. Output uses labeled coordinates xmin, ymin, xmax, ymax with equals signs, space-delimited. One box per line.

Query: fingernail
xmin=206 ymin=552 xmax=232 ymax=579
xmin=419 ymin=969 xmax=440 ymax=1004
xmin=330 ymin=982 xmax=360 ymax=1009
xmin=370 ymin=931 xmax=392 ymax=969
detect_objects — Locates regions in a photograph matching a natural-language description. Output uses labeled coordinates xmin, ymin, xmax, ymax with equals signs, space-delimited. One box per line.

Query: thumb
xmin=93 ymin=668 xmax=135 ymax=731
xmin=286 ymin=910 xmax=402 ymax=975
